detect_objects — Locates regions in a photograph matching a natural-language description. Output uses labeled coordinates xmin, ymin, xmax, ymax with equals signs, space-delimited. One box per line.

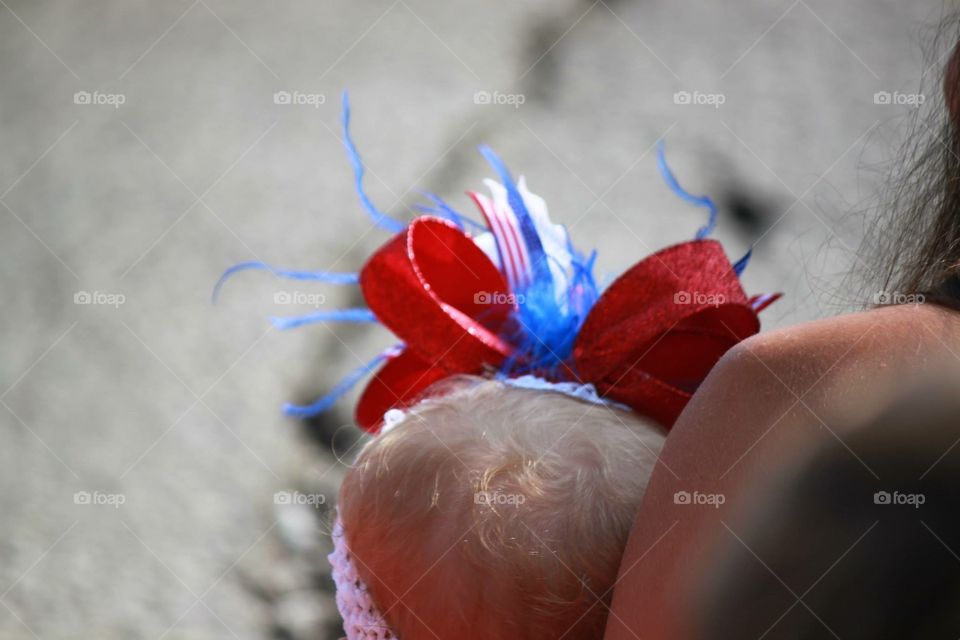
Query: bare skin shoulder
xmin=604 ymin=303 xmax=960 ymax=640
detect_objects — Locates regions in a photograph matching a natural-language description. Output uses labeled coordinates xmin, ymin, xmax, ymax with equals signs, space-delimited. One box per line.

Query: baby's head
xmin=336 ymin=376 xmax=665 ymax=639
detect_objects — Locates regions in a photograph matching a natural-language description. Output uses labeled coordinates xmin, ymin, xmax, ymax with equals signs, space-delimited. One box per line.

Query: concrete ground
xmin=0 ymin=0 xmax=944 ymax=637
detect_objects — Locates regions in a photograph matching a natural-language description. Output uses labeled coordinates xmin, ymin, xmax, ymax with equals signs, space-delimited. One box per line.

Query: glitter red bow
xmin=217 ymin=95 xmax=780 ymax=433
xmin=354 ymin=216 xmax=777 ymax=431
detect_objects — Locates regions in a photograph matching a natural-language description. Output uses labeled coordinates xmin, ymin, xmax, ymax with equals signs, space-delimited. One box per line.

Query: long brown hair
xmin=864 ymin=18 xmax=960 ymax=307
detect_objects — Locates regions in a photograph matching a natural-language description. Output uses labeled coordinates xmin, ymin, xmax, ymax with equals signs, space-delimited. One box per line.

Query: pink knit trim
xmin=329 ymin=516 xmax=398 ymax=639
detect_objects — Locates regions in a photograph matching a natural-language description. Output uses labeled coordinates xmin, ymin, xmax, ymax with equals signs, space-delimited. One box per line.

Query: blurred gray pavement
xmin=0 ymin=0 xmax=943 ymax=637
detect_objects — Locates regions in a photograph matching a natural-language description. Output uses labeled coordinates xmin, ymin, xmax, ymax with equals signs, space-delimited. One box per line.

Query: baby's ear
xmin=944 ymin=40 xmax=960 ymax=135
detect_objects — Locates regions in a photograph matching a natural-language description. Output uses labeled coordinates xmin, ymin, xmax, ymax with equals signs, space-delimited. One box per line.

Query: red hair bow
xmin=355 ymin=216 xmax=777 ymax=431
xmin=217 ymin=100 xmax=779 ymax=434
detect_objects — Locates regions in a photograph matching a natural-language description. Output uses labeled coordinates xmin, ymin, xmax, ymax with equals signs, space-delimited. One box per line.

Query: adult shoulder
xmin=604 ymin=303 xmax=960 ymax=640
xmin=708 ymin=303 xmax=959 ymax=420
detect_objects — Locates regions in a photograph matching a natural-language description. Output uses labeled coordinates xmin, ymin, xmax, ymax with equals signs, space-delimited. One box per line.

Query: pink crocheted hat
xmin=329 ymin=515 xmax=396 ymax=639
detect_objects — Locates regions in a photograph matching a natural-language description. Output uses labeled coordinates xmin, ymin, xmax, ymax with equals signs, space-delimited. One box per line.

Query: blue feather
xmin=270 ymin=308 xmax=377 ymax=330
xmin=212 ymin=261 xmax=358 ymax=303
xmin=657 ymin=141 xmax=718 ymax=240
xmin=342 ymin=92 xmax=406 ymax=233
xmin=283 ymin=345 xmax=401 ymax=418
xmin=733 ymin=247 xmax=752 ymax=276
